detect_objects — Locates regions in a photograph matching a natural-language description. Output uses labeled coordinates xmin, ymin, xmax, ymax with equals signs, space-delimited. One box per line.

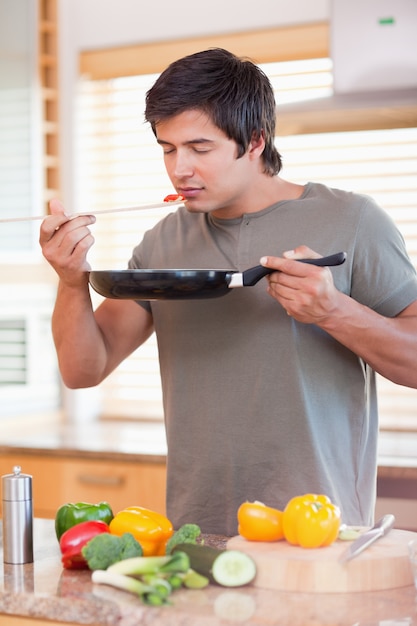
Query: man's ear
xmin=248 ymin=130 xmax=265 ymax=158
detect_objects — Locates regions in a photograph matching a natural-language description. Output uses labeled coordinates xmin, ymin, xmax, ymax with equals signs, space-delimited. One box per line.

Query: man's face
xmin=155 ymin=109 xmax=258 ymax=219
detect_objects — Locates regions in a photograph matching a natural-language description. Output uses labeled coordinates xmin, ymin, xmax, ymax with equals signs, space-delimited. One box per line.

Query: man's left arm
xmin=261 ymin=248 xmax=417 ymax=389
xmin=317 ymin=293 xmax=417 ymax=389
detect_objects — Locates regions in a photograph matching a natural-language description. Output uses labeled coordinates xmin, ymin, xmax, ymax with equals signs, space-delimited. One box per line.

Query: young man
xmin=40 ymin=48 xmax=417 ymax=536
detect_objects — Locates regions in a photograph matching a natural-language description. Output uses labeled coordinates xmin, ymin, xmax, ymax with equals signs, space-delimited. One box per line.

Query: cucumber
xmin=212 ymin=550 xmax=257 ymax=587
xmin=338 ymin=527 xmax=361 ymax=541
xmin=172 ymin=543 xmax=256 ymax=587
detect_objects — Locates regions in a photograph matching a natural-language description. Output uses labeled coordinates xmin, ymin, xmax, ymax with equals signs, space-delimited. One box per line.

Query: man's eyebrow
xmin=157 ymin=138 xmax=215 ymax=146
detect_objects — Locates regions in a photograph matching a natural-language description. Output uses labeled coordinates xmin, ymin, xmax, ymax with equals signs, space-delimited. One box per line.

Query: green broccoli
xmin=165 ymin=523 xmax=202 ymax=554
xmin=81 ymin=532 xmax=143 ymax=570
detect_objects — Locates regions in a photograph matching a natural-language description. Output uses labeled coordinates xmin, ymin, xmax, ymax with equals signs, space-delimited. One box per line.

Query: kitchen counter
xmin=1 ymin=414 xmax=416 ymax=530
xmin=0 ymin=413 xmax=416 ymax=472
xmin=0 ymin=519 xmax=416 ymax=626
xmin=0 ymin=414 xmax=167 ymax=463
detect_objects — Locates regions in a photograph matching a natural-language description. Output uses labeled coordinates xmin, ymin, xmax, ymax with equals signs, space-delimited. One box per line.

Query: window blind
xmin=0 ymin=319 xmax=26 ymax=385
xmin=0 ymin=0 xmax=40 ymax=257
xmin=0 ymin=0 xmax=61 ymax=419
xmin=0 ymin=286 xmax=61 ymax=417
xmin=0 ymin=86 xmax=34 ymax=254
xmin=75 ymin=59 xmax=417 ymax=428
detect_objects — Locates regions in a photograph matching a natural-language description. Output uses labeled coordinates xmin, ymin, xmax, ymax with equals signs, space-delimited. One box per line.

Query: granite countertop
xmin=0 ymin=519 xmax=416 ymax=626
xmin=0 ymin=414 xmax=417 ymax=474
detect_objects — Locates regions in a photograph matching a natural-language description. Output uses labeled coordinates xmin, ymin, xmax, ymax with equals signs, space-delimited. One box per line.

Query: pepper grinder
xmin=2 ymin=466 xmax=33 ymax=564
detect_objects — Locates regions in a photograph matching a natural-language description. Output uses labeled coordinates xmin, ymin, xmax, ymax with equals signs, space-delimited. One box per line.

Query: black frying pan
xmin=89 ymin=251 xmax=346 ymax=301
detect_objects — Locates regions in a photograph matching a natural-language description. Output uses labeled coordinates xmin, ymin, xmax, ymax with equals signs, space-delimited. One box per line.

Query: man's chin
xmin=183 ymin=199 xmax=210 ymax=214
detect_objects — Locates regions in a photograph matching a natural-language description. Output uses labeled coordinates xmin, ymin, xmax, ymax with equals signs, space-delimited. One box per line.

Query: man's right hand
xmin=39 ymin=199 xmax=96 ymax=287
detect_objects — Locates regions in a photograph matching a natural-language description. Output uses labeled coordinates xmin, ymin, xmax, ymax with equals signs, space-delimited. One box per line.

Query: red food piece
xmin=59 ymin=520 xmax=110 ymax=569
xmin=163 ymin=194 xmax=185 ymax=202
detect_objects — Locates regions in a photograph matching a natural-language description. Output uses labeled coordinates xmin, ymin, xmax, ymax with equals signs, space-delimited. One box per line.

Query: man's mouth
xmin=178 ymin=187 xmax=203 ymax=199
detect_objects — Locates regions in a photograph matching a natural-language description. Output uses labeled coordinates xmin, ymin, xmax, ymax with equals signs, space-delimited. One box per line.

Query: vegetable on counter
xmin=107 ymin=550 xmax=190 ymax=576
xmin=91 ymin=550 xmax=205 ymax=606
xmin=338 ymin=526 xmax=362 ymax=541
xmin=81 ymin=531 xmax=143 ymax=570
xmin=109 ymin=506 xmax=174 ymax=556
xmin=60 ymin=520 xmax=110 ymax=569
xmin=55 ymin=501 xmax=114 ymax=541
xmin=282 ymin=493 xmax=341 ymax=548
xmin=237 ymin=501 xmax=284 ymax=542
xmin=87 ymin=519 xmax=255 ymax=603
xmin=172 ymin=543 xmax=257 ymax=587
xmin=165 ymin=523 xmax=202 ymax=554
xmin=92 ymin=570 xmax=165 ymax=606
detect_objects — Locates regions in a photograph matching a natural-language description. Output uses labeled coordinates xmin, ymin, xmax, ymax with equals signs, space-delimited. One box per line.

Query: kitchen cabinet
xmin=0 ymin=453 xmax=167 ymax=518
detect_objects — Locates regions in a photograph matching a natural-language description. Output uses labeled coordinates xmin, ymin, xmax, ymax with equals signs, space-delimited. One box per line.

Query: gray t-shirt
xmin=129 ymin=182 xmax=417 ymax=535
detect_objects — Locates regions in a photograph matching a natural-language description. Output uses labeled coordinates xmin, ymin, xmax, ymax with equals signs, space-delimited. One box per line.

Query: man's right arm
xmin=52 ymin=281 xmax=154 ymax=388
xmin=40 ymin=199 xmax=153 ymax=389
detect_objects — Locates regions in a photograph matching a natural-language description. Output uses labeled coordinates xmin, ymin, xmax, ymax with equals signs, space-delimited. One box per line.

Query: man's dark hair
xmin=145 ymin=48 xmax=282 ymax=176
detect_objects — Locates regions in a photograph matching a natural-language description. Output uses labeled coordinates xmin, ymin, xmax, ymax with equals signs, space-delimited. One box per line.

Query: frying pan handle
xmin=242 ymin=252 xmax=347 ymax=286
xmin=299 ymin=251 xmax=347 ymax=267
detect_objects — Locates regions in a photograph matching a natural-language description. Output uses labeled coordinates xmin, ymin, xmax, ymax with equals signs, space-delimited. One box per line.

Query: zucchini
xmin=172 ymin=543 xmax=256 ymax=587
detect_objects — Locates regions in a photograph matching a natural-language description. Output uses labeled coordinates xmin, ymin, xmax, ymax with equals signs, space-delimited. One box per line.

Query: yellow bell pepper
xmin=109 ymin=506 xmax=174 ymax=556
xmin=237 ymin=501 xmax=284 ymax=542
xmin=282 ymin=493 xmax=341 ymax=548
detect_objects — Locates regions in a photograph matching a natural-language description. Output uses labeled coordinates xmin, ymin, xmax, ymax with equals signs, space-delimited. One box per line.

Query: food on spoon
xmin=164 ymin=193 xmax=185 ymax=202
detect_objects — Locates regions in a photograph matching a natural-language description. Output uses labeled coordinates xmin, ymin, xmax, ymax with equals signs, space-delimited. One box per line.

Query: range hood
xmin=277 ymin=0 xmax=417 ymax=135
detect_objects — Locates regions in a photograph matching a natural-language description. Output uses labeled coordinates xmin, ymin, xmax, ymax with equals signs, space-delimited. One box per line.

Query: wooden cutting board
xmin=227 ymin=528 xmax=417 ymax=593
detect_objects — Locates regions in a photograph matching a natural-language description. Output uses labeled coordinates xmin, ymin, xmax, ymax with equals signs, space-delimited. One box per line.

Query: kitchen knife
xmin=339 ymin=514 xmax=395 ymax=564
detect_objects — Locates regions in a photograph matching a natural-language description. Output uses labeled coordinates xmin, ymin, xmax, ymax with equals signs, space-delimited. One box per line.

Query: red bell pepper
xmin=59 ymin=519 xmax=110 ymax=569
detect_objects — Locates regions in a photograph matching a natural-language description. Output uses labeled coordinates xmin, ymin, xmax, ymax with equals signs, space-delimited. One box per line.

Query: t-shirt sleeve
xmin=350 ymin=195 xmax=417 ymax=316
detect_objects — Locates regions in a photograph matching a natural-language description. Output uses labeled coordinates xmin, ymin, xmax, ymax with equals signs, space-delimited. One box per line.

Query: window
xmin=0 ymin=284 xmax=60 ymax=416
xmin=75 ymin=56 xmax=417 ymax=428
xmin=0 ymin=0 xmax=42 ymax=260
xmin=0 ymin=0 xmax=60 ymax=418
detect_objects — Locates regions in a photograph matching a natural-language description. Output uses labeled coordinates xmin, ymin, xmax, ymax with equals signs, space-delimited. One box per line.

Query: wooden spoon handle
xmin=0 ymin=198 xmax=184 ymax=223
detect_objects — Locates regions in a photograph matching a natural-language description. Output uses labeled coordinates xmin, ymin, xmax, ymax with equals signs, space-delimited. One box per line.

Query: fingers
xmin=41 ymin=199 xmax=70 ymax=237
xmin=41 ymin=198 xmax=70 ymax=236
xmin=39 ymin=199 xmax=97 ymax=282
xmin=40 ymin=199 xmax=96 ymax=245
xmin=260 ymin=246 xmax=322 ymax=271
xmin=283 ymin=246 xmax=322 ymax=261
xmin=49 ymin=198 xmax=69 ymax=217
xmin=259 ymin=246 xmax=335 ymax=321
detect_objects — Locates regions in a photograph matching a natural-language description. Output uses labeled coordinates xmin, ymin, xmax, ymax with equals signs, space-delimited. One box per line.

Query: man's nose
xmin=172 ymin=151 xmax=194 ymax=178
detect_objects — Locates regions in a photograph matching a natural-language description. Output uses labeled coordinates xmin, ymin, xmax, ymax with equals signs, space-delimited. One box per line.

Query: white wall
xmin=69 ymin=0 xmax=329 ymax=50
